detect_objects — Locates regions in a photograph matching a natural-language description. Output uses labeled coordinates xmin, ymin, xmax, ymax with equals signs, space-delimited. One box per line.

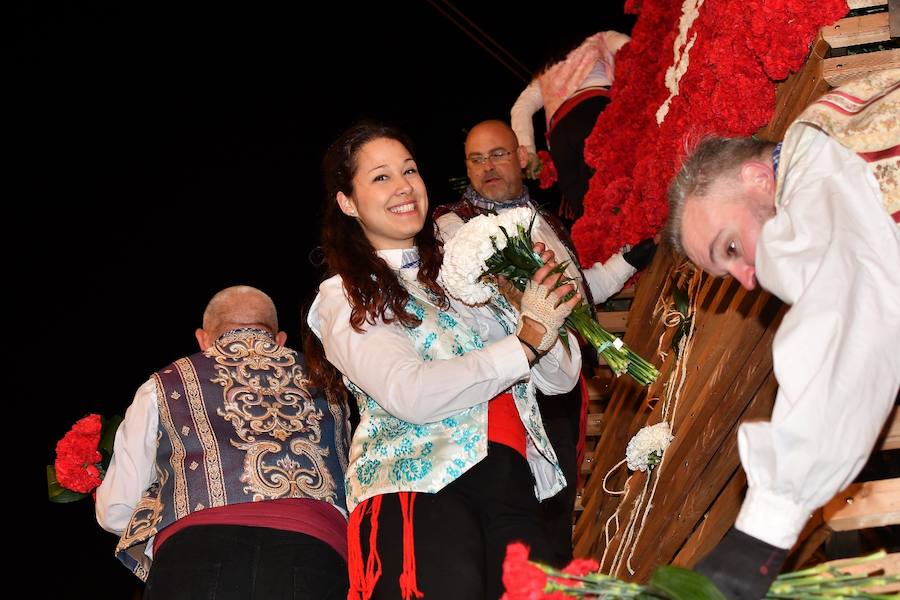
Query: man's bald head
xmin=465 ymin=120 xmax=530 ymax=202
xmin=195 ymin=285 xmax=286 ymax=350
xmin=465 ymin=120 xmax=518 ymax=152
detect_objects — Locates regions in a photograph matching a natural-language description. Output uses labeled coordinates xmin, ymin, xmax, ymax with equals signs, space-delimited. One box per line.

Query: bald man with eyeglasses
xmin=433 ymin=119 xmax=656 ymax=565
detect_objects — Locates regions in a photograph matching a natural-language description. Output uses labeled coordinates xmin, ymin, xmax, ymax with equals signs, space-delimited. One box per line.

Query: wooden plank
xmin=823 ymin=478 xmax=900 ymax=531
xmin=783 ymin=510 xmax=832 ymax=571
xmin=822 ymin=13 xmax=891 ymax=48
xmin=586 ymin=371 xmax=613 ymax=401
xmin=847 ymin=0 xmax=887 ymax=8
xmin=627 ymin=362 xmax=781 ymax=580
xmin=596 ymin=310 xmax=629 ymax=332
xmin=581 ymin=451 xmax=595 ymax=476
xmin=881 ymin=405 xmax=900 ymax=450
xmin=823 ymin=48 xmax=900 ymax=86
xmin=574 ymin=248 xmax=676 ymax=557
xmin=757 ymin=35 xmax=830 ymax=142
xmin=576 ymin=256 xmax=786 ymax=576
xmin=672 ymin=469 xmax=746 ymax=569
xmin=818 ymin=552 xmax=900 ymax=593
xmin=612 ymin=286 xmax=635 ymax=300
xmin=586 ymin=412 xmax=604 ymax=437
xmin=891 ymin=0 xmax=900 ymax=38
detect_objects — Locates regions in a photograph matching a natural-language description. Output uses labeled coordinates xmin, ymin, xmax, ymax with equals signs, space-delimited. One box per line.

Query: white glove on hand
xmin=516 ymin=279 xmax=573 ymax=353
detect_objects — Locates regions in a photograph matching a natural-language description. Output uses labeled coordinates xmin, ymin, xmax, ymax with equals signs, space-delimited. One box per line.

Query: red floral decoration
xmin=572 ymin=0 xmax=847 ymax=266
xmin=536 ymin=150 xmax=558 ymax=190
xmin=54 ymin=414 xmax=104 ymax=494
xmin=501 ymin=543 xmax=549 ymax=600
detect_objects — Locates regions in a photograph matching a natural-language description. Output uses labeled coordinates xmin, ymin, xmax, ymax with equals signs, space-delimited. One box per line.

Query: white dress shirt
xmin=735 ymin=129 xmax=900 ymax=549
xmin=307 ymin=248 xmax=582 ymax=426
xmin=95 ymin=379 xmax=159 ymax=540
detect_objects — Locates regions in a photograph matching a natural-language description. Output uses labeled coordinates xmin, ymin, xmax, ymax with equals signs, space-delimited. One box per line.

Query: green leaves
xmin=648 ymin=566 xmax=728 ymax=600
xmin=47 ymin=465 xmax=88 ymax=503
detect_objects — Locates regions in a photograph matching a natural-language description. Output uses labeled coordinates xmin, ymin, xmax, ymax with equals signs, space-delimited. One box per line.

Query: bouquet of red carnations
xmin=47 ymin=413 xmax=122 ymax=502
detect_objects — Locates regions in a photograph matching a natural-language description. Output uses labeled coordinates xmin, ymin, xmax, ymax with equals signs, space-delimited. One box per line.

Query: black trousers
xmin=535 ymin=384 xmax=582 ymax=566
xmin=548 ymin=94 xmax=612 ymax=225
xmin=144 ymin=525 xmax=348 ymax=600
xmin=354 ymin=443 xmax=551 ymax=600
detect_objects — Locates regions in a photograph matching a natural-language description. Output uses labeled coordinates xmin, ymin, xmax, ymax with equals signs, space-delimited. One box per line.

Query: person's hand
xmin=694 ymin=527 xmax=787 ymax=600
xmin=497 ymin=275 xmax=523 ymax=311
xmin=497 ymin=243 xmax=554 ymax=311
xmin=623 ymin=238 xmax=657 ymax=271
xmin=524 ymin=150 xmax=542 ymax=179
xmin=516 ymin=252 xmax=580 ymax=361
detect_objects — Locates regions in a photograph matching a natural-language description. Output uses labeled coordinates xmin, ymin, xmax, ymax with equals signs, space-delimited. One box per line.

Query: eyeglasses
xmin=466 ymin=148 xmax=515 ymax=166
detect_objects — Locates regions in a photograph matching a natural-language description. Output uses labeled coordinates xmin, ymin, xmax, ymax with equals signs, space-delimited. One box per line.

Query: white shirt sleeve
xmin=95 ymin=378 xmax=159 ymax=535
xmin=510 ymin=79 xmax=544 ymax=155
xmin=735 ymin=132 xmax=900 ymax=549
xmin=583 ymin=252 xmax=636 ymax=303
xmin=530 ymin=331 xmax=582 ymax=395
xmin=434 ymin=212 xmax=465 ymax=244
xmin=310 ymin=276 xmax=534 ymax=425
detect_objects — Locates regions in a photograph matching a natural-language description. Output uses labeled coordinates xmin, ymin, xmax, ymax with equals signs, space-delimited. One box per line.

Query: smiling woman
xmin=336 ymin=137 xmax=429 ymax=250
xmin=304 ymin=121 xmax=583 ymax=599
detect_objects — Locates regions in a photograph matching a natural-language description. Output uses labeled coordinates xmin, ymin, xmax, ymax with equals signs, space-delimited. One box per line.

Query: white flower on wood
xmin=625 ymin=422 xmax=673 ymax=472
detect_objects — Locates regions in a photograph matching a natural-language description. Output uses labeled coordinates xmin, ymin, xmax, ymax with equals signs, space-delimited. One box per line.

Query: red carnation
xmin=536 ymin=151 xmax=558 ymax=190
xmin=501 ymin=543 xmax=548 ymax=600
xmin=561 ymin=557 xmax=600 ymax=577
xmin=54 ymin=414 xmax=104 ymax=494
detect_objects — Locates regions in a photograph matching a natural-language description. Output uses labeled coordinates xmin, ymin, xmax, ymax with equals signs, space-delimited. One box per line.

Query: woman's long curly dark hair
xmin=304 ymin=121 xmax=447 ymax=402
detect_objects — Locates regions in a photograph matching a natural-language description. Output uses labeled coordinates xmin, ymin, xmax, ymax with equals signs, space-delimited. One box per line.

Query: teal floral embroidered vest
xmin=344 ymin=285 xmax=565 ymax=513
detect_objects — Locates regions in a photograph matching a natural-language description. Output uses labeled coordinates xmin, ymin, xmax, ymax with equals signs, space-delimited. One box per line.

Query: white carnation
xmin=625 ymin=422 xmax=673 ymax=472
xmin=496 ymin=207 xmax=537 ymax=238
xmin=440 ymin=208 xmax=539 ymax=306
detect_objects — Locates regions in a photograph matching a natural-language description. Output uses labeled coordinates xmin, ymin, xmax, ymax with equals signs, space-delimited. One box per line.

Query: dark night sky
xmin=18 ymin=2 xmax=633 ymax=594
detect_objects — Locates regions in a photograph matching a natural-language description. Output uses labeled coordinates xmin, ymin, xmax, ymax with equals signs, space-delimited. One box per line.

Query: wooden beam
xmin=611 ymin=286 xmax=635 ymax=300
xmin=586 ymin=371 xmax=613 ymax=401
xmin=823 ymin=48 xmax=900 ymax=86
xmin=672 ymin=469 xmax=746 ymax=568
xmin=891 ymin=0 xmax=900 ymax=38
xmin=879 ymin=405 xmax=900 ymax=450
xmin=818 ymin=552 xmax=900 ymax=593
xmin=847 ymin=0 xmax=887 ymax=8
xmin=595 ymin=310 xmax=629 ymax=333
xmin=586 ymin=412 xmax=604 ymax=437
xmin=823 ymin=478 xmax=900 ymax=531
xmin=822 ymin=12 xmax=891 ymax=48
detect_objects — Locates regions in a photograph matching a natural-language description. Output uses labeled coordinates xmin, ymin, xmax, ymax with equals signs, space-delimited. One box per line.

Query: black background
xmin=16 ymin=2 xmax=634 ymax=595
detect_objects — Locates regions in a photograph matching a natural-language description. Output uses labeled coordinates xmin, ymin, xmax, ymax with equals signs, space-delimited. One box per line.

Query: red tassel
xmin=347 ymin=497 xmax=383 ymax=600
xmin=398 ymin=492 xmax=424 ymax=600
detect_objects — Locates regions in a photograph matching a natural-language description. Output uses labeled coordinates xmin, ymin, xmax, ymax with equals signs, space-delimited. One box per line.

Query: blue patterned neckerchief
xmin=462 ymin=184 xmax=531 ymax=212
xmin=772 ymin=142 xmax=782 ymax=180
xmin=400 ymin=247 xmax=420 ymax=270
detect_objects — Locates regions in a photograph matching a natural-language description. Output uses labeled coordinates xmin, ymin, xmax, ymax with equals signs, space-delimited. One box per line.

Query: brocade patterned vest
xmin=780 ymin=69 xmax=900 ymax=224
xmin=114 ymin=328 xmax=350 ymax=580
xmin=342 ymin=279 xmax=565 ymax=513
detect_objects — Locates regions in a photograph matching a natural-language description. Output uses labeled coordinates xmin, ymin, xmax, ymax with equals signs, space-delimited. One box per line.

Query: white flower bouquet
xmin=441 ymin=208 xmax=659 ymax=386
xmin=626 ymin=422 xmax=673 ymax=472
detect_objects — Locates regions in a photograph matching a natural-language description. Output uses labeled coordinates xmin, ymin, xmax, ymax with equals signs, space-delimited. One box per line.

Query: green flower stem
xmin=484 ymin=226 xmax=659 ymax=386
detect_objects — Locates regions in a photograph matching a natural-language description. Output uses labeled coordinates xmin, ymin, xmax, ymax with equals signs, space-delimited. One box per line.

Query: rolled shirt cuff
xmin=735 ymin=486 xmax=813 ymax=549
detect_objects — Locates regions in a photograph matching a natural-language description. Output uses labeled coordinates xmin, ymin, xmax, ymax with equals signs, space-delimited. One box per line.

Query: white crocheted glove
xmin=516 ymin=279 xmax=573 ymax=352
